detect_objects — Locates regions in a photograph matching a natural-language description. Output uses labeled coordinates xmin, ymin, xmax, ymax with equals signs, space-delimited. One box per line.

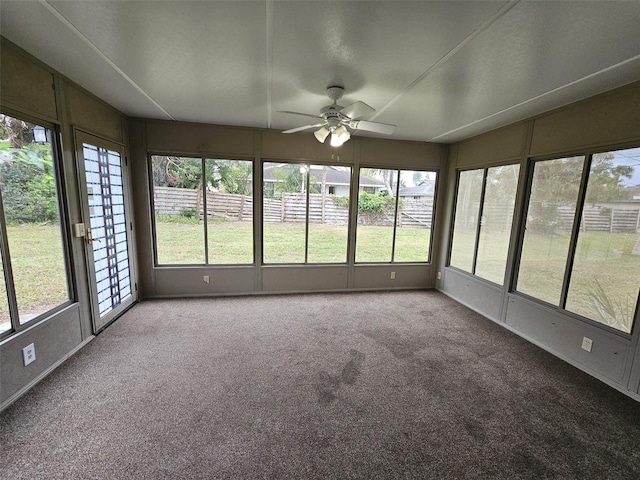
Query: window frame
xmin=512 ymin=145 xmax=640 ymax=337
xmin=0 ymin=111 xmax=74 ymax=340
xmin=447 ymin=161 xmax=520 ymax=284
xmin=511 ymin=153 xmax=588 ymax=306
xmin=261 ymin=160 xmax=354 ymax=265
xmin=148 ymin=152 xmax=256 ymax=267
xmin=447 ymin=167 xmax=484 ymax=274
xmin=355 ymin=166 xmax=438 ymax=264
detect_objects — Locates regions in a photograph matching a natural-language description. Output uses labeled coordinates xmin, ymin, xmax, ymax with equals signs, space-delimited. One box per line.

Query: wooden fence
xmin=153 ymin=188 xmax=434 ymax=228
xmin=154 ymin=187 xmax=253 ymax=221
xmin=456 ymin=202 xmax=640 ymax=234
xmin=556 ymin=205 xmax=640 ymax=233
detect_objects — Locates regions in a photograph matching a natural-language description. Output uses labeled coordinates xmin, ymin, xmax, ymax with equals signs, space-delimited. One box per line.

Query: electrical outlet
xmin=203 ymin=275 xmax=210 ymax=284
xmin=390 ymin=271 xmax=396 ymax=279
xmin=581 ymin=337 xmax=593 ymax=352
xmin=23 ymin=343 xmax=36 ymax=366
xmin=437 ymin=271 xmax=442 ymax=280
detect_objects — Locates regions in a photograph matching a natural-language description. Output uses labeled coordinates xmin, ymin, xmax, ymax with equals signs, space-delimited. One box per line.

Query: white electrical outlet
xmin=23 ymin=343 xmax=36 ymax=366
xmin=581 ymin=337 xmax=593 ymax=352
xmin=437 ymin=271 xmax=442 ymax=280
xmin=390 ymin=271 xmax=396 ymax=279
xmin=203 ymin=275 xmax=210 ymax=284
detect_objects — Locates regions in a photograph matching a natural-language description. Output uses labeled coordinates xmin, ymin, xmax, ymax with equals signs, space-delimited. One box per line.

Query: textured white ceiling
xmin=1 ymin=0 xmax=639 ymax=143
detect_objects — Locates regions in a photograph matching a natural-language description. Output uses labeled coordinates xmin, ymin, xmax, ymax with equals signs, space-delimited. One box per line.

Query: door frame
xmin=74 ymin=129 xmax=137 ymax=333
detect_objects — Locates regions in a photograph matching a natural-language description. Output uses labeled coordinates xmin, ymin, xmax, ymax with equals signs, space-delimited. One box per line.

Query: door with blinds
xmin=76 ymin=131 xmax=136 ymax=332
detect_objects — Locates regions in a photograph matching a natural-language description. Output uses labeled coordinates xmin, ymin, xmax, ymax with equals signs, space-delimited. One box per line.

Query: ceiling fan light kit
xmin=314 ymin=126 xmax=330 ymax=143
xmin=280 ymin=86 xmax=396 ymax=147
xmin=330 ymin=125 xmax=350 ymax=147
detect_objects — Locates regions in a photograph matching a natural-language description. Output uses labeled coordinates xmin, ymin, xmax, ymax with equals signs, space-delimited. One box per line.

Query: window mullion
xmin=0 ymin=193 xmax=20 ymax=333
xmin=201 ymin=158 xmax=209 ymax=264
xmin=511 ymin=159 xmax=537 ymax=293
xmin=559 ymin=154 xmax=591 ymax=309
xmin=390 ymin=169 xmax=401 ymax=262
xmin=471 ymin=168 xmax=488 ymax=274
xmin=304 ymin=163 xmax=310 ymax=264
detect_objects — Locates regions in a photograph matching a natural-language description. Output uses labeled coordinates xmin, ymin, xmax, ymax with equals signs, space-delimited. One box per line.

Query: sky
xmin=612 ymin=147 xmax=640 ymax=186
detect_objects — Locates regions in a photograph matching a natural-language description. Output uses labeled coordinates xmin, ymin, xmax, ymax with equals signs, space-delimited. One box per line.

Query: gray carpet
xmin=1 ymin=290 xmax=639 ymax=479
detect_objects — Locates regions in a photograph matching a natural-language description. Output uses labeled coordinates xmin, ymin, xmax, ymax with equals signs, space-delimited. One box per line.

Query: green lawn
xmin=156 ymin=221 xmax=432 ymax=264
xmin=2 ymin=222 xmax=638 ymax=335
xmin=450 ymin=229 xmax=640 ymax=333
xmin=0 ymin=225 xmax=69 ymax=327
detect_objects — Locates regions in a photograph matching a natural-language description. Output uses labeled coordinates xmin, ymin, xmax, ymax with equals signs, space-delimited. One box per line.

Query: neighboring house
xmin=627 ymin=185 xmax=640 ymax=200
xmin=399 ymin=179 xmax=435 ymax=201
xmin=262 ymin=164 xmax=385 ymax=197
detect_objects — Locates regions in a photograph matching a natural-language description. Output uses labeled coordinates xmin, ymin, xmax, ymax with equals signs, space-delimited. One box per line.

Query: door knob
xmin=86 ymin=228 xmax=102 ymax=243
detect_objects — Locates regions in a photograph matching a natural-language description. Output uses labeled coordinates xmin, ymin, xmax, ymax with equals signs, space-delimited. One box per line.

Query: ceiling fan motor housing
xmin=320 ymin=104 xmax=344 ymax=129
xmin=326 ymin=86 xmax=344 ymax=102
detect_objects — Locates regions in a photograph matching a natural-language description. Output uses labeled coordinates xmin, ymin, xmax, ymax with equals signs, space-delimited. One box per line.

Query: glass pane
xmin=0 ymin=115 xmax=69 ymax=323
xmin=263 ymin=163 xmax=307 ymax=263
xmin=394 ymin=170 xmax=436 ymax=262
xmin=475 ymin=164 xmax=520 ymax=284
xmin=449 ymin=169 xmax=483 ymax=272
xmin=0 ymin=255 xmax=10 ymax=334
xmin=83 ymin=144 xmax=131 ymax=319
xmin=307 ymin=165 xmax=351 ymax=263
xmin=356 ymin=168 xmax=396 ymax=262
xmin=516 ymin=156 xmax=585 ymax=305
xmin=151 ymin=156 xmax=204 ymax=264
xmin=566 ymin=148 xmax=640 ymax=333
xmin=205 ymin=159 xmax=253 ymax=264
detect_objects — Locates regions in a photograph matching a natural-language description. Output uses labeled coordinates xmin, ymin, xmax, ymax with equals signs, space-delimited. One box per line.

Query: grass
xmin=157 ymin=221 xmax=432 ymax=264
xmin=450 ymin=229 xmax=640 ymax=333
xmin=0 ymin=225 xmax=69 ymax=329
xmin=2 ymin=222 xmax=638 ymax=335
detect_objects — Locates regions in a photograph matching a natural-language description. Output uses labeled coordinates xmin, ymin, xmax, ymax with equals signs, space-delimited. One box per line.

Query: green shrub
xmin=358 ymin=192 xmax=396 ymax=225
xmin=181 ymin=208 xmax=196 ymax=219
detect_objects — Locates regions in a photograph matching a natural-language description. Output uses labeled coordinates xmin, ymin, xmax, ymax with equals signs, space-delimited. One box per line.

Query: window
xmin=516 ymin=148 xmax=640 ymax=334
xmin=565 ymin=149 xmax=640 ymax=333
xmin=449 ymin=165 xmax=520 ymax=284
xmin=151 ymin=156 xmax=253 ymax=265
xmin=449 ymin=169 xmax=483 ymax=272
xmin=206 ymin=159 xmax=254 ymax=264
xmin=0 ymin=114 xmax=70 ymax=335
xmin=355 ymin=168 xmax=436 ymax=263
xmin=263 ymin=162 xmax=351 ymax=264
xmin=517 ymin=157 xmax=584 ymax=305
xmin=475 ymin=165 xmax=520 ymax=284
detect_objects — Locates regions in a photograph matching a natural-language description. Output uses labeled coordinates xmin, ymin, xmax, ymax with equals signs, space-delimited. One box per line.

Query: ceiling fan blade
xmin=278 ymin=111 xmax=322 ymax=120
xmin=340 ymin=101 xmax=376 ymax=120
xmin=349 ymin=119 xmax=396 ymax=135
xmin=282 ymin=123 xmax=325 ymax=134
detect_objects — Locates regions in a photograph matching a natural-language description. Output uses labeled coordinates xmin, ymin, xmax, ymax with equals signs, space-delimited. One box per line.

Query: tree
xmin=208 ymin=160 xmax=252 ymax=195
xmin=274 ymin=165 xmax=305 ymax=195
xmin=526 ymin=154 xmax=633 ymax=234
xmin=0 ymin=115 xmax=59 ymax=224
xmin=151 ymin=156 xmax=202 ymax=189
xmin=585 ymin=152 xmax=633 ymax=204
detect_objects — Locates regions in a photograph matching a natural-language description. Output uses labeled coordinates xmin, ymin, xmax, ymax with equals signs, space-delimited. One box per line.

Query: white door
xmin=76 ymin=131 xmax=136 ymax=332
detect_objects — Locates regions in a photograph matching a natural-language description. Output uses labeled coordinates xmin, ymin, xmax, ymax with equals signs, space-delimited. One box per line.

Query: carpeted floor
xmin=1 ymin=290 xmax=639 ymax=479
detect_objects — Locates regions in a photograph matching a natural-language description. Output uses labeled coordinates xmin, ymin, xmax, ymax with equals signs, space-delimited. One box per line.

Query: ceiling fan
xmin=280 ymin=86 xmax=396 ymax=147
